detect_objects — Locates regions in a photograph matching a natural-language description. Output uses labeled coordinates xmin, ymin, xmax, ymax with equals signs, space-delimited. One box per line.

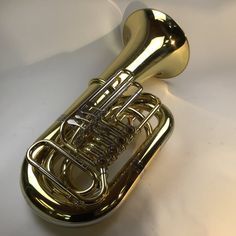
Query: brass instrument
xmin=21 ymin=8 xmax=189 ymax=226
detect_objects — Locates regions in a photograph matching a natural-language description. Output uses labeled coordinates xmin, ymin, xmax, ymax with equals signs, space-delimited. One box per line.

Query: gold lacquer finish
xmin=21 ymin=9 xmax=189 ymax=226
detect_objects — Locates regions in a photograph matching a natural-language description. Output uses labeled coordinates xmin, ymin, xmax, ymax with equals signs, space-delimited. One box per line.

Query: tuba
xmin=21 ymin=8 xmax=189 ymax=226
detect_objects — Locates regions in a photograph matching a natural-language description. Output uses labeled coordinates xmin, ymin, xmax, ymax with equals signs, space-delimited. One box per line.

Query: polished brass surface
xmin=21 ymin=8 xmax=189 ymax=226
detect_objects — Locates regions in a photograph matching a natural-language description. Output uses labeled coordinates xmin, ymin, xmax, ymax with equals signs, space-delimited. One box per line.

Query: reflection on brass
xmin=21 ymin=9 xmax=189 ymax=226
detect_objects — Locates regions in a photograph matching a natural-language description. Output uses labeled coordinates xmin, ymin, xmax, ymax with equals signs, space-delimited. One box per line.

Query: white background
xmin=1 ymin=0 xmax=236 ymax=235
